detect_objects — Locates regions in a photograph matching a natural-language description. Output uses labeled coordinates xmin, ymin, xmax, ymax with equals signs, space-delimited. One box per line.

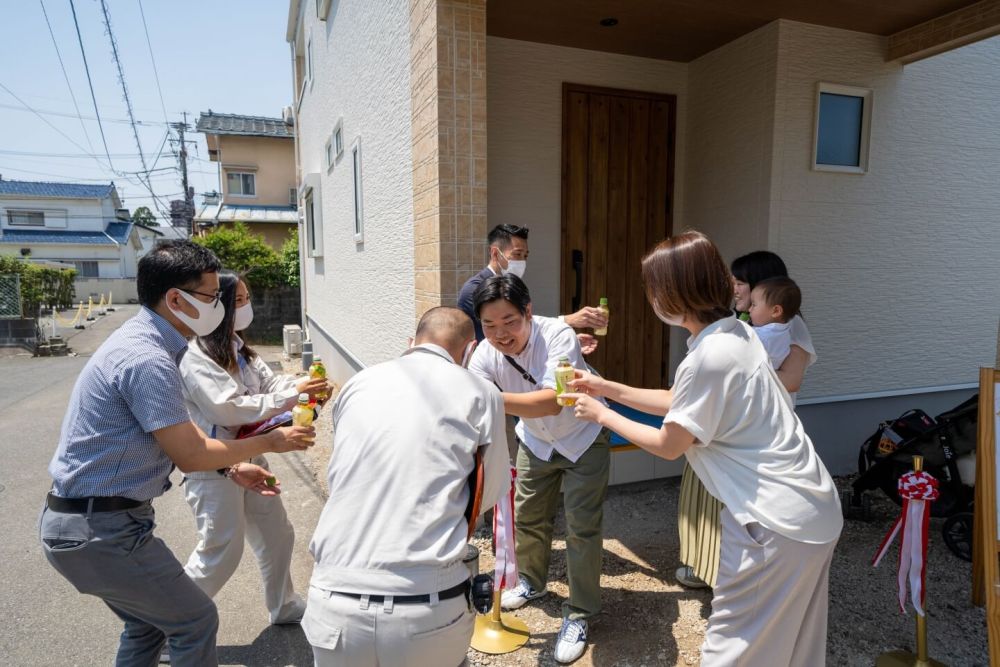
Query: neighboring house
xmin=286 ymin=0 xmax=1000 ymax=482
xmin=194 ymin=111 xmax=298 ymax=250
xmin=133 ymin=222 xmax=189 ymax=258
xmin=0 ymin=179 xmax=142 ymax=280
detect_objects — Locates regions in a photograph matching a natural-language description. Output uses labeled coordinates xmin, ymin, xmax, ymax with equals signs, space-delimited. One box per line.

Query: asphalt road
xmin=0 ymin=306 xmax=327 ymax=666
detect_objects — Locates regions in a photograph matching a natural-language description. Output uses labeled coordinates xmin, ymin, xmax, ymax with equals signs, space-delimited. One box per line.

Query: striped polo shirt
xmin=48 ymin=306 xmax=193 ymax=501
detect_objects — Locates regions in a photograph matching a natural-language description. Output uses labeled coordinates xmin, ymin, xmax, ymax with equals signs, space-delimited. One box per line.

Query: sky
xmin=0 ymin=0 xmax=294 ymax=223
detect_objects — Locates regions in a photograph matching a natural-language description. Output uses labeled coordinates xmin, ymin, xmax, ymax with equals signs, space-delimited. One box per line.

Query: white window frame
xmin=6 ymin=209 xmax=46 ymax=226
xmin=333 ymin=118 xmax=345 ymax=160
xmin=811 ymin=82 xmax=873 ymax=174
xmin=351 ymin=137 xmax=364 ymax=244
xmin=325 ymin=137 xmax=335 ymax=172
xmin=306 ymin=32 xmax=314 ymax=90
xmin=226 ymin=171 xmax=257 ymax=198
xmin=302 ymin=172 xmax=323 ymax=258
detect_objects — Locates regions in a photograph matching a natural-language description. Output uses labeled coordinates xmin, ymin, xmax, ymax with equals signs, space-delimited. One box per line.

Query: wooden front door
xmin=561 ymin=83 xmax=676 ymax=389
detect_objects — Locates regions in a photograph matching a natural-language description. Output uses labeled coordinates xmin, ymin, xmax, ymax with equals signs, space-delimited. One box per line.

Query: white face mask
xmin=234 ymin=303 xmax=254 ymax=331
xmin=170 ymin=288 xmax=226 ymax=337
xmin=653 ymin=304 xmax=685 ymax=327
xmin=502 ymin=259 xmax=527 ymax=278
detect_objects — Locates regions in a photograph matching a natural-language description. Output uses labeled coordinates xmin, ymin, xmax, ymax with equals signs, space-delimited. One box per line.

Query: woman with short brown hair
xmin=566 ymin=231 xmax=841 ymax=666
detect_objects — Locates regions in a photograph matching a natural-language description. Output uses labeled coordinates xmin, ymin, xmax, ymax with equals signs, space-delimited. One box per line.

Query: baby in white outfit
xmin=748 ymin=277 xmax=802 ymax=369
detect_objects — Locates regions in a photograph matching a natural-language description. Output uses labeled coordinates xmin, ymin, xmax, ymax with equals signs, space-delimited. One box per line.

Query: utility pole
xmin=170 ymin=113 xmax=194 ymax=235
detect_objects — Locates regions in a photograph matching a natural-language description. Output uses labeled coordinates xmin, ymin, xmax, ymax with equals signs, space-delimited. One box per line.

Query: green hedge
xmin=0 ymin=256 xmax=76 ymax=316
xmin=192 ymin=223 xmax=299 ymax=289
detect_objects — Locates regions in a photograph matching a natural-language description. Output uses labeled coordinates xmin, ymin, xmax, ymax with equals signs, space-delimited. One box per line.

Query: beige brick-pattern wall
xmin=410 ymin=0 xmax=487 ymax=321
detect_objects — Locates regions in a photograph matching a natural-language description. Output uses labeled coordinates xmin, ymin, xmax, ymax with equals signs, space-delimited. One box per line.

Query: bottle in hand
xmin=292 ymin=393 xmax=315 ymax=442
xmin=309 ymin=358 xmax=329 ymax=401
xmin=594 ymin=297 xmax=609 ymax=336
xmin=555 ymin=356 xmax=577 ymax=407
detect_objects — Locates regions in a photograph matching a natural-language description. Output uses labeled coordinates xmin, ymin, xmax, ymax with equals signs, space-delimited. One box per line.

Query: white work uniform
xmin=753 ymin=321 xmax=792 ymax=370
xmin=304 ymin=344 xmax=510 ymax=667
xmin=664 ymin=316 xmax=842 ymax=666
xmin=178 ymin=338 xmax=305 ymax=624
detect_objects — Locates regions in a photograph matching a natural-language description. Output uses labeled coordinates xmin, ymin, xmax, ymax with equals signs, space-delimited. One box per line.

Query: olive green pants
xmin=513 ymin=430 xmax=610 ymax=620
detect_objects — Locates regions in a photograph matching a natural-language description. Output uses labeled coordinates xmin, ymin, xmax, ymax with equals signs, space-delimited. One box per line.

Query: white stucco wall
xmin=0 ymin=197 xmax=109 ymax=231
xmin=293 ymin=0 xmax=414 ymax=374
xmin=684 ymin=22 xmax=779 ymax=263
xmin=769 ymin=22 xmax=1000 ymax=398
xmin=487 ymin=36 xmax=688 ymax=318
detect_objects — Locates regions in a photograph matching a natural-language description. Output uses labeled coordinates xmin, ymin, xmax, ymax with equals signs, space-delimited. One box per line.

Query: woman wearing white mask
xmin=178 ymin=271 xmax=330 ymax=625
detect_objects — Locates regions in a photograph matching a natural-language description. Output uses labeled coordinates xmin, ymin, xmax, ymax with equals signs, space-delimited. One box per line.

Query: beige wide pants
xmin=701 ymin=507 xmax=837 ymax=667
xmin=302 ymin=585 xmax=474 ymax=667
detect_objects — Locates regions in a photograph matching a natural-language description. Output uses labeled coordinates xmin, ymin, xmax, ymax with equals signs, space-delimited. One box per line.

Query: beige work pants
xmin=302 ymin=585 xmax=473 ymax=667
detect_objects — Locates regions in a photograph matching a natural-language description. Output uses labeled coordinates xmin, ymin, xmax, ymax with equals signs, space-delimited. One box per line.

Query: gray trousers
xmin=40 ymin=503 xmax=219 ymax=667
xmin=303 ymin=585 xmax=473 ymax=667
xmin=701 ymin=507 xmax=837 ymax=667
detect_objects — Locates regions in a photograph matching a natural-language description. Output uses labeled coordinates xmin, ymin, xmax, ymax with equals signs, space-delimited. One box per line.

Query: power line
xmin=0 ymin=149 xmax=162 ymax=159
xmin=0 ymin=102 xmax=169 ymax=126
xmin=38 ymin=0 xmax=95 ymax=155
xmin=0 ymin=82 xmax=111 ymax=172
xmin=137 ymin=0 xmax=170 ymax=127
xmin=68 ymin=0 xmax=114 ymax=171
xmin=97 ymin=0 xmax=160 ymax=215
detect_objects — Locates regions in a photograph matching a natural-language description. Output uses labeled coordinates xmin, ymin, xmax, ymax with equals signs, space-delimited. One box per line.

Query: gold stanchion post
xmin=470 ymin=588 xmax=530 ymax=654
xmin=876 ymin=456 xmax=946 ymax=667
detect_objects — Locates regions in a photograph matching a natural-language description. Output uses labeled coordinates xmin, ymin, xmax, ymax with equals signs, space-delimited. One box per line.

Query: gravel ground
xmin=286 ymin=358 xmax=987 ymax=666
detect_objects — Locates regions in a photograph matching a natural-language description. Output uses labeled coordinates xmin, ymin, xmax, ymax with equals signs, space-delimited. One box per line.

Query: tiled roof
xmin=196 ymin=112 xmax=294 ymax=138
xmin=194 ymin=203 xmax=297 ymax=225
xmin=104 ymin=222 xmax=134 ymax=244
xmin=0 ymin=222 xmax=134 ymax=246
xmin=0 ymin=180 xmax=116 ymax=199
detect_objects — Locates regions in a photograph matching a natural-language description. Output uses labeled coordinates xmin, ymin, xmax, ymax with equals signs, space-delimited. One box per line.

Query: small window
xmin=73 ymin=261 xmax=99 ymax=278
xmin=812 ymin=83 xmax=872 ymax=173
xmin=306 ymin=35 xmax=313 ymax=84
xmin=7 ymin=210 xmax=45 ymax=226
xmin=351 ymin=138 xmax=364 ymax=243
xmin=226 ymin=172 xmax=256 ymax=197
xmin=302 ymin=173 xmax=323 ymax=258
xmin=325 ymin=138 xmax=335 ymax=171
xmin=333 ymin=119 xmax=344 ymax=159
xmin=289 ymin=187 xmax=297 ymax=206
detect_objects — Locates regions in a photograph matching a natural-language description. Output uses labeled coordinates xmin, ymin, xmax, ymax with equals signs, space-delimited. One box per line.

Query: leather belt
xmin=46 ymin=492 xmax=148 ymax=513
xmin=334 ymin=580 xmax=469 ymax=605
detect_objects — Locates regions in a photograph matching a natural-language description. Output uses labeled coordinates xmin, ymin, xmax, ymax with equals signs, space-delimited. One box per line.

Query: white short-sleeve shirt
xmin=664 ymin=316 xmax=842 ymax=544
xmin=754 ymin=321 xmax=792 ymax=370
xmin=468 ymin=315 xmax=604 ymax=462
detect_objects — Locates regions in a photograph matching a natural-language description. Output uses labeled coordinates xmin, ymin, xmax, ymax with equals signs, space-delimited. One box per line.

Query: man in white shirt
xmin=303 ymin=307 xmax=510 ymax=667
xmin=468 ymin=275 xmax=610 ymax=665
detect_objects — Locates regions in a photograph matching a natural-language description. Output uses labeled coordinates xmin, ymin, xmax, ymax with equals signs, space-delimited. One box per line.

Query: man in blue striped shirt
xmin=41 ymin=240 xmax=315 ymax=666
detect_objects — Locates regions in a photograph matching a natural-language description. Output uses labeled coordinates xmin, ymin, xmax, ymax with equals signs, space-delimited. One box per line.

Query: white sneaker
xmin=500 ymin=576 xmax=547 ymax=610
xmin=554 ymin=618 xmax=588 ymax=663
xmin=675 ymin=565 xmax=709 ymax=589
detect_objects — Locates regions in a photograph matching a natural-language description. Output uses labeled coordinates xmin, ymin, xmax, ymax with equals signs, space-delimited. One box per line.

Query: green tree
xmin=131 ymin=206 xmax=158 ymax=227
xmin=192 ymin=223 xmax=284 ymax=287
xmin=280 ymin=228 xmax=300 ymax=288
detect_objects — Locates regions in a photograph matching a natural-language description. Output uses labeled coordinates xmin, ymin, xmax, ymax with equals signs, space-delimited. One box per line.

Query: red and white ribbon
xmin=871 ymin=470 xmax=940 ymax=616
xmin=492 ymin=466 xmax=518 ymax=590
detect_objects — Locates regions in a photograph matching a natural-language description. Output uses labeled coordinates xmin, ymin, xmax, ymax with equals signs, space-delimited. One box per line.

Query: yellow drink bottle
xmin=292 ymin=393 xmax=315 ymax=442
xmin=555 ymin=356 xmax=577 ymax=407
xmin=309 ymin=358 xmax=329 ymax=401
xmin=594 ymin=297 xmax=609 ymax=336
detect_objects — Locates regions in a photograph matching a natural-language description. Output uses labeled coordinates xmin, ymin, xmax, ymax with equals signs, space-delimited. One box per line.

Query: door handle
xmin=571 ymin=249 xmax=584 ymax=312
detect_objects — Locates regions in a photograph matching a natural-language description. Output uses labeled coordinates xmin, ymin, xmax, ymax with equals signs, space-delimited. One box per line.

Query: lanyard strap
xmin=502 ymin=354 xmax=539 ymax=388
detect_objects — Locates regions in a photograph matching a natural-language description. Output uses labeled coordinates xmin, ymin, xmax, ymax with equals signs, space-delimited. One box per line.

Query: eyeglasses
xmin=180 ymin=288 xmax=222 ymax=307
